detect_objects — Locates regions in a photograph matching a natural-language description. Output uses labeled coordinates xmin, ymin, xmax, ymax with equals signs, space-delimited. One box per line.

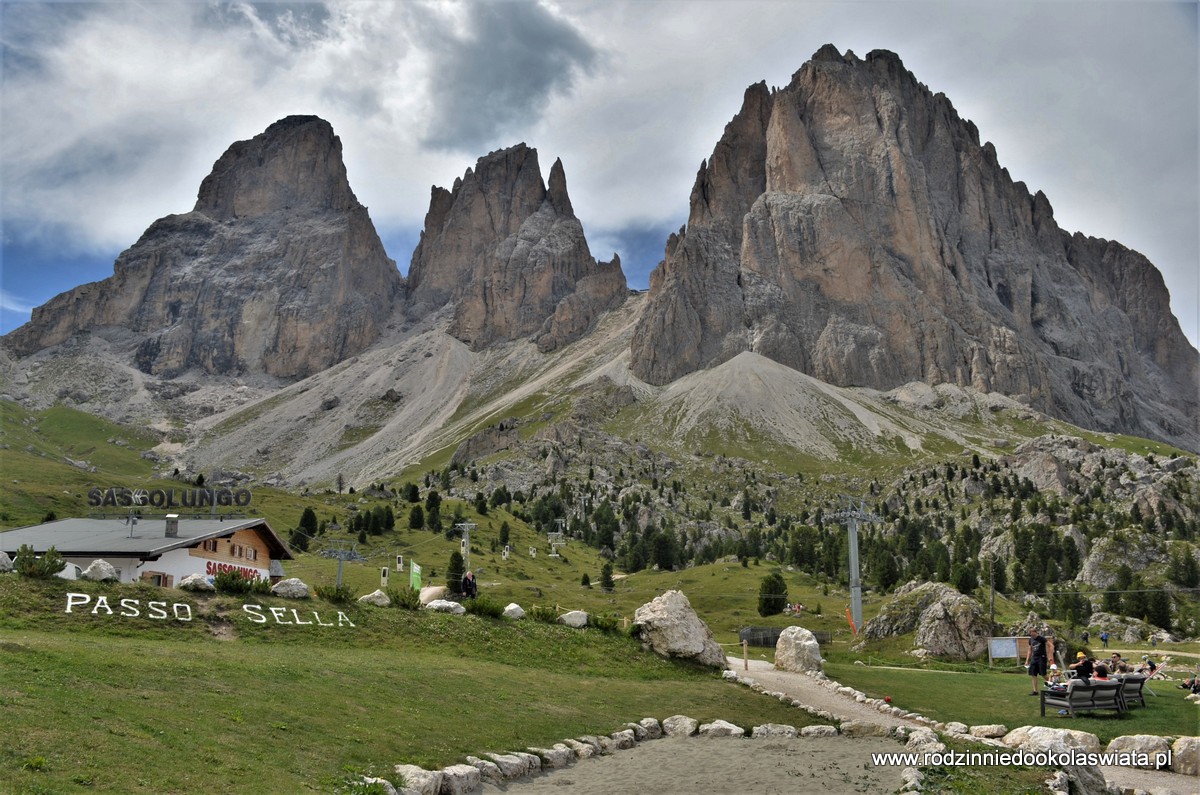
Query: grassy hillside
xmin=0 ymin=577 xmax=819 ymax=795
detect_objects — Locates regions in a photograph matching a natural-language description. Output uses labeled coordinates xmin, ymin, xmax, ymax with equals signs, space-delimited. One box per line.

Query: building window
xmin=202 ymin=539 xmax=218 ymax=553
xmin=247 ymin=548 xmax=258 ymax=561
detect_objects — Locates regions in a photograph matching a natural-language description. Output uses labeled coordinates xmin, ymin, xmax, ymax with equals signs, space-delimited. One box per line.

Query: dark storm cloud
xmin=419 ymin=1 xmax=600 ymax=152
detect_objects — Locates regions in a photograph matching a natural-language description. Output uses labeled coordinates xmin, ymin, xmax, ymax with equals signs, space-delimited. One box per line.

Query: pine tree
xmin=757 ymin=571 xmax=788 ymax=617
xmin=447 ymin=551 xmax=465 ymax=594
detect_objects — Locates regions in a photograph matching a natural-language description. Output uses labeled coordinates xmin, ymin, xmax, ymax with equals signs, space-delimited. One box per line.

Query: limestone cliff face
xmin=5 ymin=116 xmax=403 ymax=379
xmin=631 ymin=45 xmax=1198 ymax=450
xmin=406 ymin=143 xmax=626 ymax=352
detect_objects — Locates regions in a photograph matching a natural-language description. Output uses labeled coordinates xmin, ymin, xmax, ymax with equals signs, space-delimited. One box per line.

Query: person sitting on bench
xmin=1069 ymin=651 xmax=1094 ymax=680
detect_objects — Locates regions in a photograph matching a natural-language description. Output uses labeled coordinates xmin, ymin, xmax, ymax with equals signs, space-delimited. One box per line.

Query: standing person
xmin=1100 ymin=630 xmax=1109 ymax=649
xmin=1025 ymin=627 xmax=1054 ymax=696
xmin=1082 ymin=630 xmax=1090 ymax=645
xmin=461 ymin=570 xmax=478 ymax=598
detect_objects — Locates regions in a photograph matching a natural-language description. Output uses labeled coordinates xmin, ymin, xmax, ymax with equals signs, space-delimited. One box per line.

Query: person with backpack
xmin=1025 ymin=627 xmax=1054 ymax=695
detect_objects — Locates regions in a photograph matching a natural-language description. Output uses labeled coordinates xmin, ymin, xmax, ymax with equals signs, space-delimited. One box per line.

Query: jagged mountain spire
xmin=630 ymin=45 xmax=1198 ymax=451
xmin=5 ymin=116 xmax=403 ymax=378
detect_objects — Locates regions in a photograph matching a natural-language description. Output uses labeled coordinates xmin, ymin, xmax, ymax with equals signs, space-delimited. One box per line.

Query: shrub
xmin=314 ymin=584 xmax=356 ymax=604
xmin=13 ymin=544 xmax=65 ymax=579
xmin=463 ymin=594 xmax=505 ymax=619
xmin=386 ymin=586 xmax=421 ymax=610
xmin=588 ymin=613 xmax=622 ymax=634
xmin=529 ymin=605 xmax=559 ymax=624
xmin=213 ymin=569 xmax=255 ymax=595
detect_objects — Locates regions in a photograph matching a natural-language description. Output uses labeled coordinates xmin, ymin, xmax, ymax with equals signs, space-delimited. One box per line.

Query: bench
xmin=1040 ymin=679 xmax=1124 ymax=717
xmin=1115 ymin=674 xmax=1147 ymax=709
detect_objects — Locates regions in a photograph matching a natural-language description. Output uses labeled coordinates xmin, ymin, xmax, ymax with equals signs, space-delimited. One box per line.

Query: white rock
xmin=638 ymin=717 xmax=663 ymax=739
xmin=81 ymin=559 xmax=119 ymax=581
xmin=425 ymin=599 xmax=466 ymax=615
xmin=1172 ymin=736 xmax=1199 ymax=776
xmin=0 ymin=551 xmax=11 ymax=573
xmin=699 ymin=719 xmax=744 ymax=738
xmin=464 ymin=756 xmax=502 ymax=783
xmin=774 ymin=626 xmax=824 ymax=673
xmin=529 ymin=744 xmax=574 ymax=769
xmin=358 ymin=589 xmax=390 ymax=607
xmin=839 ymin=720 xmax=891 ymax=738
xmin=561 ymin=739 xmax=595 ymax=759
xmin=178 ymin=572 xmax=215 ymax=591
xmin=1104 ymin=735 xmax=1171 ymax=768
xmin=945 ymin=721 xmax=969 ymax=735
xmin=800 ymin=725 xmax=839 ymax=738
xmin=558 ymin=610 xmax=588 ymax=628
xmin=969 ymin=724 xmax=1008 ymax=739
xmin=632 ymin=590 xmax=727 ymax=668
xmin=271 ymin=577 xmax=309 ymax=599
xmin=661 ymin=715 xmax=699 ymax=736
xmin=437 ymin=764 xmax=480 ymax=795
xmin=751 ymin=723 xmax=797 ymax=739
xmin=1001 ymin=726 xmax=1101 ymax=755
xmin=503 ymin=603 xmax=525 ymax=620
xmin=485 ymin=753 xmax=532 ymax=779
xmin=392 ymin=765 xmax=442 ymax=795
xmin=609 ymin=729 xmax=637 ymax=749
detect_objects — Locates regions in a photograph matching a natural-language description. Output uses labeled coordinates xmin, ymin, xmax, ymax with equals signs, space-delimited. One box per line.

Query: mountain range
xmin=2 ymin=45 xmax=1197 ymax=492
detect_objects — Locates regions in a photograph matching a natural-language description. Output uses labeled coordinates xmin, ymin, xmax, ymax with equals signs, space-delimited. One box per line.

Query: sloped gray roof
xmin=0 ymin=516 xmax=293 ymax=560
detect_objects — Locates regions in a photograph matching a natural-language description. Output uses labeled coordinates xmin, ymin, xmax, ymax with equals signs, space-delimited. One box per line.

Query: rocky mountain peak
xmin=194 ymin=115 xmax=358 ymax=219
xmin=407 ymin=143 xmax=627 ymax=352
xmin=631 ymin=44 xmax=1199 ymax=452
xmin=4 ymin=115 xmax=402 ymax=379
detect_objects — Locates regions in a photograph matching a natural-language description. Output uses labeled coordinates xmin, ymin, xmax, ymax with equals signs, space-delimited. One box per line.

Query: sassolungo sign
xmin=87 ymin=486 xmax=253 ymax=509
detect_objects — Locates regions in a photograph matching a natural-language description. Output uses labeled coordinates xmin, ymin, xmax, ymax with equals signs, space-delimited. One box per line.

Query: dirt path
xmin=729 ymin=657 xmax=924 ymax=728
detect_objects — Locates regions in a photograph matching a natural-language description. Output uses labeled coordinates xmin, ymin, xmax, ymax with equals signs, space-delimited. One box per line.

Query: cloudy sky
xmin=1 ymin=0 xmax=1197 ymax=348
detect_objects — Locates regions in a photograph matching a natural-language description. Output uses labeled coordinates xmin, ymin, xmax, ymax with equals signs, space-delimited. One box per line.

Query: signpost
xmin=410 ymin=561 xmax=422 ymax=591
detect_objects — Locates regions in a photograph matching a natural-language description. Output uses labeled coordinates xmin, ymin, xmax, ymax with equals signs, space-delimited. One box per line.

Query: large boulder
xmin=913 ymin=590 xmax=992 ymax=660
xmin=859 ymin=581 xmax=958 ymax=641
xmin=358 ymin=589 xmax=390 ymax=607
xmin=425 ymin=600 xmax=466 ymax=615
xmin=774 ymin=625 xmax=823 ymax=672
xmin=1001 ymin=726 xmax=1101 ymax=755
xmin=558 ymin=610 xmax=588 ymax=628
xmin=1104 ymin=735 xmax=1172 ymax=769
xmin=1172 ymin=736 xmax=1200 ymax=777
xmin=503 ymin=603 xmax=525 ymax=620
xmin=178 ymin=572 xmax=215 ymax=592
xmin=81 ymin=559 xmax=119 ymax=582
xmin=0 ymin=551 xmax=11 ymax=573
xmin=392 ymin=764 xmax=442 ymax=795
xmin=632 ymin=590 xmax=727 ymax=669
xmin=271 ymin=577 xmax=310 ymax=599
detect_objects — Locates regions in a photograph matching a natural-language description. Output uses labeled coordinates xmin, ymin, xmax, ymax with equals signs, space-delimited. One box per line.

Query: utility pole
xmin=830 ymin=496 xmax=880 ymax=632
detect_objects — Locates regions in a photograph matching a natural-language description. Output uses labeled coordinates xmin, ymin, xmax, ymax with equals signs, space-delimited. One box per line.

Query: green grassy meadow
xmin=0 ymin=578 xmax=820 ymax=795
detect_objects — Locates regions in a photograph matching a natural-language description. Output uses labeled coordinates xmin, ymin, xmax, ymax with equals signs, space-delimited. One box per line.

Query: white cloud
xmin=0 ymin=0 xmax=1195 ymax=346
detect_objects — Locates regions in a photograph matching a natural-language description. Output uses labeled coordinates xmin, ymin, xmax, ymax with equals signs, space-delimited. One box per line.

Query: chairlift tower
xmin=829 ymin=496 xmax=880 ymax=631
xmin=547 ymin=518 xmax=567 ymax=557
xmin=455 ymin=522 xmax=475 ymax=571
xmin=319 ymin=539 xmax=365 ymax=587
